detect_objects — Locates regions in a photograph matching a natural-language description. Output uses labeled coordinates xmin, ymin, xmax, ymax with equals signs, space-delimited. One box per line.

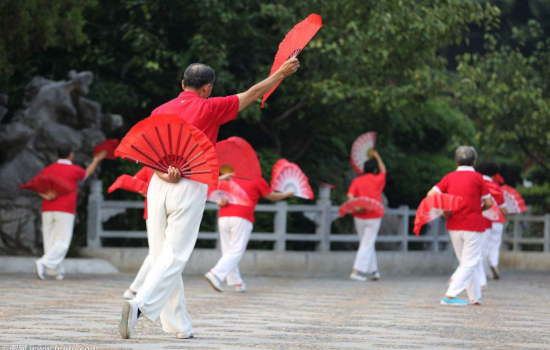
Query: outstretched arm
xmin=236 ymin=58 xmax=300 ymax=111
xmin=372 ymin=150 xmax=386 ymax=173
xmin=86 ymin=153 xmax=106 ymax=176
xmin=264 ymin=191 xmax=294 ymax=201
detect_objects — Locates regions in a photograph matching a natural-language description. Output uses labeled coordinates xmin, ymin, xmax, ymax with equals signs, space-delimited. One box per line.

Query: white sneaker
xmin=123 ymin=290 xmax=136 ymax=300
xmin=35 ymin=261 xmax=45 ymax=280
xmin=235 ymin=283 xmax=246 ymax=292
xmin=371 ymin=272 xmax=381 ymax=281
xmin=118 ymin=299 xmax=139 ymax=339
xmin=176 ymin=330 xmax=195 ymax=339
xmin=349 ymin=273 xmax=367 ymax=282
xmin=55 ymin=274 xmax=64 ymax=281
xmin=204 ymin=271 xmax=224 ymax=292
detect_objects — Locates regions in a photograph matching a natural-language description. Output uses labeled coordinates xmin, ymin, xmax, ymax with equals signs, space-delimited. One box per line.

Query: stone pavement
xmin=0 ymin=273 xmax=549 ymax=350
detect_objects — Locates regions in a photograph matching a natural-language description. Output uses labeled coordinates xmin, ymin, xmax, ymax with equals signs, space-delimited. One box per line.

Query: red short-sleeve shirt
xmin=347 ymin=172 xmax=386 ymax=219
xmin=151 ymin=91 xmax=239 ymax=144
xmin=41 ymin=160 xmax=88 ymax=214
xmin=434 ymin=166 xmax=491 ymax=232
xmin=134 ymin=167 xmax=155 ymax=220
xmin=483 ymin=175 xmax=507 ymax=226
xmin=218 ymin=177 xmax=272 ymax=224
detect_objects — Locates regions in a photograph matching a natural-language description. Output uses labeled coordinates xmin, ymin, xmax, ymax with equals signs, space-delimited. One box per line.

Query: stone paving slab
xmin=0 ymin=273 xmax=549 ymax=349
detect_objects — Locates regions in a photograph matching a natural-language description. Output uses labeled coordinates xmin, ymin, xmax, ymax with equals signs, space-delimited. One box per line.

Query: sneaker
xmin=55 ymin=274 xmax=65 ymax=281
xmin=490 ymin=266 xmax=500 ymax=280
xmin=440 ymin=297 xmax=468 ymax=306
xmin=235 ymin=283 xmax=246 ymax=293
xmin=204 ymin=271 xmax=224 ymax=292
xmin=35 ymin=261 xmax=45 ymax=280
xmin=118 ymin=299 xmax=139 ymax=339
xmin=123 ymin=289 xmax=136 ymax=300
xmin=371 ymin=272 xmax=381 ymax=281
xmin=349 ymin=273 xmax=367 ymax=282
xmin=176 ymin=330 xmax=195 ymax=339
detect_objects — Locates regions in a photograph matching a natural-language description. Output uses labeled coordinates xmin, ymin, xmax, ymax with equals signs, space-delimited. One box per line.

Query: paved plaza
xmin=1 ymin=272 xmax=550 ymax=350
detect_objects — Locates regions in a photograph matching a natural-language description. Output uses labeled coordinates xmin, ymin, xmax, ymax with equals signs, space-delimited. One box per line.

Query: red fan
xmin=485 ymin=180 xmax=505 ymax=205
xmin=108 ymin=175 xmax=148 ymax=195
xmin=483 ymin=203 xmax=506 ymax=222
xmin=413 ymin=194 xmax=463 ymax=236
xmin=19 ymin=173 xmax=75 ymax=197
xmin=261 ymin=14 xmax=323 ymax=108
xmin=350 ymin=132 xmax=377 ymax=175
xmin=493 ymin=173 xmax=505 ymax=185
xmin=270 ymin=159 xmax=314 ymax=199
xmin=114 ymin=114 xmax=219 ymax=188
xmin=339 ymin=197 xmax=385 ymax=218
xmin=501 ymin=185 xmax=527 ymax=214
xmin=207 ymin=180 xmax=254 ymax=207
xmin=94 ymin=139 xmax=120 ymax=160
xmin=216 ymin=137 xmax=262 ymax=180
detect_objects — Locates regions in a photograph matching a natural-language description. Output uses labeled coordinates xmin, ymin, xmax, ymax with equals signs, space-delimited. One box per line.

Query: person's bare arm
xmin=86 ymin=153 xmax=106 ymax=176
xmin=347 ymin=193 xmax=354 ymax=200
xmin=38 ymin=191 xmax=57 ymax=201
xmin=427 ymin=188 xmax=439 ymax=197
xmin=482 ymin=197 xmax=493 ymax=211
xmin=153 ymin=167 xmax=181 ymax=184
xmin=264 ymin=191 xmax=294 ymax=201
xmin=236 ymin=58 xmax=300 ymax=111
xmin=372 ymin=150 xmax=386 ymax=173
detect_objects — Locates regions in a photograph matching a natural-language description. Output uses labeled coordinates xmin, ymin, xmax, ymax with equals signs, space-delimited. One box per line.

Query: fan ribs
xmin=177 ymin=134 xmax=193 ymax=169
xmin=130 ymin=145 xmax=166 ymax=170
xmin=142 ymin=134 xmax=169 ymax=168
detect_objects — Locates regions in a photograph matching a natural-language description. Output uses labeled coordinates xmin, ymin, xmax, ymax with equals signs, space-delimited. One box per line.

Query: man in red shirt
xmin=35 ymin=144 xmax=104 ymax=280
xmin=119 ymin=58 xmax=300 ymax=340
xmin=204 ymin=176 xmax=294 ymax=293
xmin=347 ymin=150 xmax=386 ymax=282
xmin=427 ymin=146 xmax=493 ymax=306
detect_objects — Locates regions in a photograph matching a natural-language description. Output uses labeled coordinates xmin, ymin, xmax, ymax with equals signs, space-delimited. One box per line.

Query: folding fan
xmin=413 ymin=194 xmax=463 ymax=235
xmin=207 ymin=180 xmax=254 ymax=207
xmin=485 ymin=180 xmax=505 ymax=205
xmin=483 ymin=203 xmax=506 ymax=222
xmin=261 ymin=14 xmax=323 ymax=108
xmin=216 ymin=137 xmax=262 ymax=180
xmin=501 ymin=185 xmax=527 ymax=214
xmin=19 ymin=173 xmax=75 ymax=197
xmin=114 ymin=114 xmax=219 ymax=188
xmin=270 ymin=159 xmax=314 ymax=199
xmin=94 ymin=139 xmax=120 ymax=160
xmin=350 ymin=132 xmax=377 ymax=175
xmin=108 ymin=175 xmax=148 ymax=195
xmin=339 ymin=197 xmax=385 ymax=218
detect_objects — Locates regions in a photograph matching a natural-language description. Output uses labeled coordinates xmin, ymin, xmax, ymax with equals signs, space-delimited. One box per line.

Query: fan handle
xmin=289 ymin=49 xmax=301 ymax=59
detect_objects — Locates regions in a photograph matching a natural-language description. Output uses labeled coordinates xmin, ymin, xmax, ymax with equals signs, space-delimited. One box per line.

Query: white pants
xmin=477 ymin=230 xmax=490 ymax=288
xmin=38 ymin=211 xmax=75 ymax=276
xmin=128 ymin=220 xmax=152 ymax=293
xmin=353 ymin=218 xmax=382 ymax=274
xmin=446 ymin=230 xmax=483 ymax=301
xmin=485 ymin=223 xmax=503 ymax=267
xmin=134 ymin=175 xmax=207 ymax=333
xmin=211 ymin=217 xmax=253 ymax=286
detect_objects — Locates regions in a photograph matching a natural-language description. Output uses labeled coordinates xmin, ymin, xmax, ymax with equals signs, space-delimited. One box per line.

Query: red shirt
xmin=483 ymin=175 xmax=507 ymax=226
xmin=151 ymin=91 xmax=239 ymax=144
xmin=347 ymin=172 xmax=386 ymax=219
xmin=218 ymin=177 xmax=272 ymax=224
xmin=134 ymin=167 xmax=155 ymax=220
xmin=41 ymin=160 xmax=88 ymax=214
xmin=434 ymin=166 xmax=490 ymax=232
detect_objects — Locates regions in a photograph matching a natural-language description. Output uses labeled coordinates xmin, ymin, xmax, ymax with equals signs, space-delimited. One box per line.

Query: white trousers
xmin=477 ymin=230 xmax=490 ymax=288
xmin=134 ymin=175 xmax=207 ymax=333
xmin=129 ymin=220 xmax=152 ymax=293
xmin=38 ymin=211 xmax=75 ymax=276
xmin=485 ymin=223 xmax=503 ymax=267
xmin=211 ymin=217 xmax=253 ymax=286
xmin=446 ymin=230 xmax=483 ymax=301
xmin=353 ymin=218 xmax=382 ymax=274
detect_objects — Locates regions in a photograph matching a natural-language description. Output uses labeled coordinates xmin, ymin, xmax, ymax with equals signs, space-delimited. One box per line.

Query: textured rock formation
xmin=0 ymin=71 xmax=122 ymax=254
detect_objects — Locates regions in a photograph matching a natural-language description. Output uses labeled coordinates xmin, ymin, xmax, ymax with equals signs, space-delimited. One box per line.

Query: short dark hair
xmin=183 ymin=63 xmax=215 ymax=89
xmin=57 ymin=144 xmax=73 ymax=159
xmin=476 ymin=161 xmax=499 ymax=176
xmin=363 ymin=159 xmax=379 ymax=174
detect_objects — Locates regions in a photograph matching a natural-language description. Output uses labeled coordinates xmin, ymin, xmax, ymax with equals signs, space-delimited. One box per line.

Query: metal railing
xmin=87 ymin=180 xmax=550 ymax=253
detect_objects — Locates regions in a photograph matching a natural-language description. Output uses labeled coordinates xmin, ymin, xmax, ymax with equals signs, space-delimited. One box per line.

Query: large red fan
xmin=261 ymin=14 xmax=323 ymax=108
xmin=413 ymin=194 xmax=463 ymax=236
xmin=501 ymin=185 xmax=527 ymax=214
xmin=108 ymin=175 xmax=148 ymax=195
xmin=339 ymin=197 xmax=385 ymax=218
xmin=207 ymin=180 xmax=254 ymax=207
xmin=270 ymin=159 xmax=314 ymax=199
xmin=94 ymin=139 xmax=120 ymax=160
xmin=19 ymin=173 xmax=75 ymax=196
xmin=350 ymin=132 xmax=377 ymax=175
xmin=485 ymin=180 xmax=505 ymax=205
xmin=483 ymin=203 xmax=506 ymax=222
xmin=114 ymin=114 xmax=218 ymax=188
xmin=216 ymin=137 xmax=262 ymax=180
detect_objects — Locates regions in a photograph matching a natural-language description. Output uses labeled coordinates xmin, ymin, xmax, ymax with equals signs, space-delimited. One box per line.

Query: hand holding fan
xmin=483 ymin=203 xmax=506 ymax=222
xmin=413 ymin=194 xmax=463 ymax=235
xmin=261 ymin=14 xmax=322 ymax=108
xmin=207 ymin=180 xmax=254 ymax=207
xmin=501 ymin=185 xmax=527 ymax=214
xmin=270 ymin=159 xmax=314 ymax=199
xmin=114 ymin=114 xmax=218 ymax=188
xmin=339 ymin=197 xmax=385 ymax=217
xmin=108 ymin=175 xmax=148 ymax=195
xmin=19 ymin=173 xmax=75 ymax=198
xmin=350 ymin=132 xmax=377 ymax=175
xmin=94 ymin=139 xmax=120 ymax=160
xmin=216 ymin=137 xmax=262 ymax=181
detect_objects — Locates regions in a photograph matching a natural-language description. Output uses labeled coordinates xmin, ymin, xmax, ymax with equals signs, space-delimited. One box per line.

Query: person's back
xmin=218 ymin=177 xmax=272 ymax=224
xmin=40 ymin=160 xmax=86 ymax=214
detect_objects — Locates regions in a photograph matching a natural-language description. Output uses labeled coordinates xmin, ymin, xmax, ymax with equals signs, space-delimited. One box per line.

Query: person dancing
xmin=118 ymin=58 xmax=300 ymax=340
xmin=347 ymin=150 xmax=386 ymax=282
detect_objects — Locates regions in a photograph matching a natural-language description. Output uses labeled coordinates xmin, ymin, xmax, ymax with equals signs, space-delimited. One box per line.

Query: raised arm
xmin=372 ymin=150 xmax=386 ymax=173
xmin=236 ymin=58 xmax=300 ymax=111
xmin=86 ymin=153 xmax=106 ymax=176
